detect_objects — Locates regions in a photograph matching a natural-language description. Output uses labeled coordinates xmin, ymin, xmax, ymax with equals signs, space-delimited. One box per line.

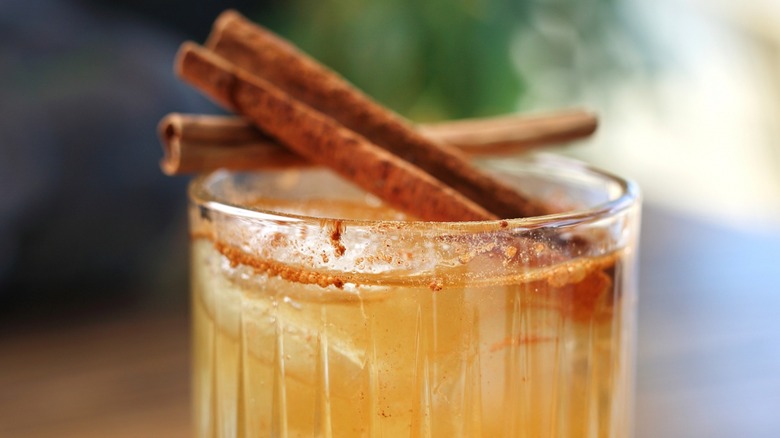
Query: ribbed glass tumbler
xmin=188 ymin=155 xmax=641 ymax=437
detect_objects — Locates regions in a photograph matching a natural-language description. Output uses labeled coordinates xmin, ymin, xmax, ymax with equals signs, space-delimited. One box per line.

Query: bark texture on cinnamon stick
xmin=176 ymin=42 xmax=496 ymax=222
xmin=205 ymin=9 xmax=550 ymax=218
xmin=159 ymin=110 xmax=597 ymax=175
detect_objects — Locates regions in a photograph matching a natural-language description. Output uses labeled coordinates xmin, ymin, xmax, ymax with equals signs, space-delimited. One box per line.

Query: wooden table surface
xmin=2 ymin=206 xmax=779 ymax=437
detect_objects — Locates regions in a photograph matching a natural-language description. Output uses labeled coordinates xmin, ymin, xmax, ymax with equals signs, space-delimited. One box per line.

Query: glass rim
xmin=189 ymin=153 xmax=640 ymax=231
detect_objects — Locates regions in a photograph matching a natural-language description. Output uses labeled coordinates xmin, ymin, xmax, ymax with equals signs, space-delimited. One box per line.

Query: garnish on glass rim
xmin=165 ymin=9 xmax=599 ymax=221
xmin=158 ymin=110 xmax=597 ymax=175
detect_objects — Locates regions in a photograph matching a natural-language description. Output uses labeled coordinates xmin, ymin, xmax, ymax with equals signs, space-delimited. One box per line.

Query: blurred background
xmin=2 ymin=0 xmax=779 ymax=436
xmin=3 ymin=0 xmax=780 ymax=317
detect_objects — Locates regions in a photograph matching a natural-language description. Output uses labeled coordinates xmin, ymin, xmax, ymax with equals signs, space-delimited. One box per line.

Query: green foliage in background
xmin=252 ymin=0 xmax=640 ymax=121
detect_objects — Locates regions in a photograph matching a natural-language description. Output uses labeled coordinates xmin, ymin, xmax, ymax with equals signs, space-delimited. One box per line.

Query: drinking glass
xmin=188 ymin=154 xmax=641 ymax=437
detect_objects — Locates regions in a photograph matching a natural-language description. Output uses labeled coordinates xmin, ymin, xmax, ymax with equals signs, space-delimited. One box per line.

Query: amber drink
xmin=189 ymin=155 xmax=640 ymax=437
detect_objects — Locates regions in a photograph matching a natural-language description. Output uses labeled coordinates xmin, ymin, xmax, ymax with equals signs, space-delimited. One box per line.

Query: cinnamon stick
xmin=159 ymin=110 xmax=597 ymax=174
xmin=205 ymin=9 xmax=549 ymax=218
xmin=176 ymin=42 xmax=495 ymax=221
xmin=418 ymin=109 xmax=597 ymax=156
xmin=159 ymin=113 xmax=307 ymax=174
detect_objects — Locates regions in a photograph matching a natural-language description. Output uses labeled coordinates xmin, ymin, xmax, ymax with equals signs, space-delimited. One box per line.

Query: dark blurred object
xmin=77 ymin=0 xmax=279 ymax=41
xmin=0 ymin=0 xmax=279 ymax=320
